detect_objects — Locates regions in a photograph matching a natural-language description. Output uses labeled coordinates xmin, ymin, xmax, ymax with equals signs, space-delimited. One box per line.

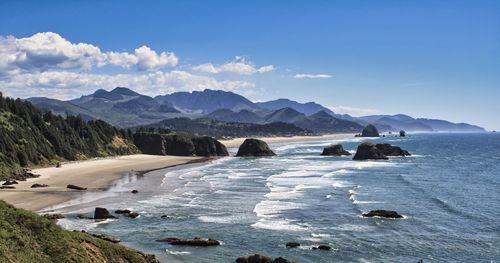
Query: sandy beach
xmin=0 ymin=154 xmax=203 ymax=211
xmin=0 ymin=133 xmax=355 ymax=212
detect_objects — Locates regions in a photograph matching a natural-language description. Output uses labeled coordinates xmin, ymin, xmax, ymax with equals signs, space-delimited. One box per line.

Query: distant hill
xmin=155 ymin=89 xmax=260 ymax=114
xmin=206 ymin=109 xmax=264 ymax=123
xmin=28 ymin=87 xmax=486 ymax=132
xmin=0 ymin=92 xmax=138 ymax=180
xmin=359 ymin=114 xmax=486 ymax=132
xmin=204 ymin=107 xmax=363 ymax=133
xmin=29 ymin=87 xmax=187 ymax=128
xmin=417 ymin=118 xmax=486 ymax=132
xmin=256 ymin=98 xmax=335 ymax=116
xmin=264 ymin=107 xmax=306 ymax=123
xmin=139 ymin=117 xmax=309 ymax=138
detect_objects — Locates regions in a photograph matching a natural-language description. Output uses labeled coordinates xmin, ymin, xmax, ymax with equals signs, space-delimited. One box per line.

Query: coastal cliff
xmin=133 ymin=132 xmax=229 ymax=157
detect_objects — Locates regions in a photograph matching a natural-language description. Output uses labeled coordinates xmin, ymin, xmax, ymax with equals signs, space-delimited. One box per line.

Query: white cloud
xmin=193 ymin=56 xmax=274 ymax=75
xmin=293 ymin=73 xmax=332 ymax=79
xmin=329 ymin=105 xmax=379 ymax=116
xmin=0 ymin=70 xmax=255 ymax=100
xmin=0 ymin=32 xmax=178 ymax=74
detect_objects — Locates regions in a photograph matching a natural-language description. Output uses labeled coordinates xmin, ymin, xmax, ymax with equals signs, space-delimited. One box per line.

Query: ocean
xmin=52 ymin=133 xmax=500 ymax=262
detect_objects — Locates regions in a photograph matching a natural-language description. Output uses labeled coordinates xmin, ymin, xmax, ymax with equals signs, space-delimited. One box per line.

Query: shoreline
xmin=0 ymin=133 xmax=356 ymax=212
xmin=0 ymin=154 xmax=206 ymax=212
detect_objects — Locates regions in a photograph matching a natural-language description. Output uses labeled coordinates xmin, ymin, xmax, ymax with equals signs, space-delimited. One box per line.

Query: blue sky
xmin=0 ymin=0 xmax=499 ymax=130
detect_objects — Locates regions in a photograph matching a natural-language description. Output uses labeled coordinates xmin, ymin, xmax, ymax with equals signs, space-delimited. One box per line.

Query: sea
xmin=50 ymin=133 xmax=500 ymax=262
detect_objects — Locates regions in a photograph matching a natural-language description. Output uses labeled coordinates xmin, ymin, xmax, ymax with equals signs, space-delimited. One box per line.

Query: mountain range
xmin=27 ymin=87 xmax=486 ymax=133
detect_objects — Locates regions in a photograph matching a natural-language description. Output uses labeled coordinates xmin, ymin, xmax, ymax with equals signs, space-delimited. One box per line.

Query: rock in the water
xmin=76 ymin=214 xmax=94 ymax=219
xmin=361 ymin=124 xmax=380 ymax=137
xmin=375 ymin=143 xmax=411 ymax=156
xmin=236 ymin=139 xmax=276 ymax=157
xmin=67 ymin=184 xmax=87 ymax=190
xmin=131 ymin=189 xmax=139 ymax=194
xmin=133 ymin=133 xmax=229 ymax=157
xmin=42 ymin=213 xmax=65 ymax=221
xmin=312 ymin=245 xmax=331 ymax=250
xmin=286 ymin=242 xmax=300 ymax=248
xmin=362 ymin=210 xmax=403 ymax=219
xmin=320 ymin=144 xmax=351 ymax=156
xmin=156 ymin=237 xmax=220 ymax=246
xmin=235 ymin=254 xmax=295 ymax=263
xmin=31 ymin=183 xmax=49 ymax=188
xmin=353 ymin=142 xmax=388 ymax=160
xmin=0 ymin=186 xmax=15 ymax=189
xmin=2 ymin=180 xmax=18 ymax=186
xmin=115 ymin=209 xmax=132 ymax=214
xmin=94 ymin=207 xmax=117 ymax=219
xmin=399 ymin=130 xmax=406 ymax=137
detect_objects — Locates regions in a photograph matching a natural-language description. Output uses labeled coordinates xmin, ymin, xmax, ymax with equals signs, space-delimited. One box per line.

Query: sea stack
xmin=353 ymin=142 xmax=388 ymax=160
xmin=361 ymin=124 xmax=380 ymax=137
xmin=399 ymin=130 xmax=406 ymax=137
xmin=236 ymin=138 xmax=276 ymax=157
xmin=320 ymin=144 xmax=351 ymax=156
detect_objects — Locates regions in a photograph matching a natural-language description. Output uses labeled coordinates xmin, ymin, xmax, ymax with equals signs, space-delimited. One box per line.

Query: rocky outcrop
xmin=42 ymin=213 xmax=65 ymax=221
xmin=362 ymin=210 xmax=403 ymax=219
xmin=353 ymin=142 xmax=388 ymax=160
xmin=375 ymin=143 xmax=411 ymax=156
xmin=320 ymin=144 xmax=351 ymax=156
xmin=133 ymin=133 xmax=228 ymax=157
xmin=312 ymin=245 xmax=331 ymax=250
xmin=31 ymin=183 xmax=48 ymax=188
xmin=399 ymin=130 xmax=406 ymax=137
xmin=235 ymin=254 xmax=295 ymax=263
xmin=2 ymin=180 xmax=18 ymax=186
xmin=94 ymin=207 xmax=117 ymax=220
xmin=156 ymin=237 xmax=220 ymax=246
xmin=361 ymin=124 xmax=380 ymax=137
xmin=353 ymin=143 xmax=411 ymax=160
xmin=67 ymin=184 xmax=87 ymax=190
xmin=115 ymin=209 xmax=139 ymax=218
xmin=236 ymin=139 xmax=276 ymax=157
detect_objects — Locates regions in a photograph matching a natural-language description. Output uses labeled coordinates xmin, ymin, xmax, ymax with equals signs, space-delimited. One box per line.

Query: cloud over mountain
xmin=193 ymin=56 xmax=274 ymax=75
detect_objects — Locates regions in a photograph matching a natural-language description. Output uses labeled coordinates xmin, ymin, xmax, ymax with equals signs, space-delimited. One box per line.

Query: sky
xmin=0 ymin=0 xmax=499 ymax=130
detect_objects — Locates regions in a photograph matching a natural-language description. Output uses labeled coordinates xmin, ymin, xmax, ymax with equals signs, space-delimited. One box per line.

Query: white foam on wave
xmin=331 ymin=180 xmax=353 ymax=188
xmin=252 ymin=218 xmax=310 ymax=232
xmin=332 ymin=224 xmax=374 ymax=232
xmin=254 ymin=200 xmax=305 ymax=218
xmin=165 ymin=249 xmax=191 ymax=256
xmin=198 ymin=214 xmax=248 ymax=224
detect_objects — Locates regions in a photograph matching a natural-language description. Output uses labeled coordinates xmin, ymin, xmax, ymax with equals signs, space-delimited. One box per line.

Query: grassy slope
xmin=0 ymin=201 xmax=159 ymax=263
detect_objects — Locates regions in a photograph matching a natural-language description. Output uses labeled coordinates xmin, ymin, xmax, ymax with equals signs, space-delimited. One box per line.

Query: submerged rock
xmin=67 ymin=184 xmax=87 ymax=190
xmin=236 ymin=138 xmax=276 ymax=157
xmin=235 ymin=254 xmax=295 ymax=263
xmin=375 ymin=143 xmax=411 ymax=156
xmin=156 ymin=237 xmax=220 ymax=246
xmin=353 ymin=142 xmax=388 ymax=160
xmin=286 ymin=242 xmax=300 ymax=248
xmin=361 ymin=124 xmax=380 ymax=137
xmin=94 ymin=207 xmax=117 ymax=219
xmin=362 ymin=210 xmax=403 ymax=219
xmin=320 ymin=144 xmax=351 ymax=156
xmin=312 ymin=245 xmax=331 ymax=251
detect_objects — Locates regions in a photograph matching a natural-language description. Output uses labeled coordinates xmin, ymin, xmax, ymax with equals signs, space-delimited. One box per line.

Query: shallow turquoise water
xmin=55 ymin=133 xmax=500 ymax=262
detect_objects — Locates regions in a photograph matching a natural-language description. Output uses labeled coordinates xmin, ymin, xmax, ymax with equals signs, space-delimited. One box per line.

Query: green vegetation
xmin=138 ymin=117 xmax=311 ymax=138
xmin=0 ymin=200 xmax=159 ymax=263
xmin=0 ymin=92 xmax=139 ymax=180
